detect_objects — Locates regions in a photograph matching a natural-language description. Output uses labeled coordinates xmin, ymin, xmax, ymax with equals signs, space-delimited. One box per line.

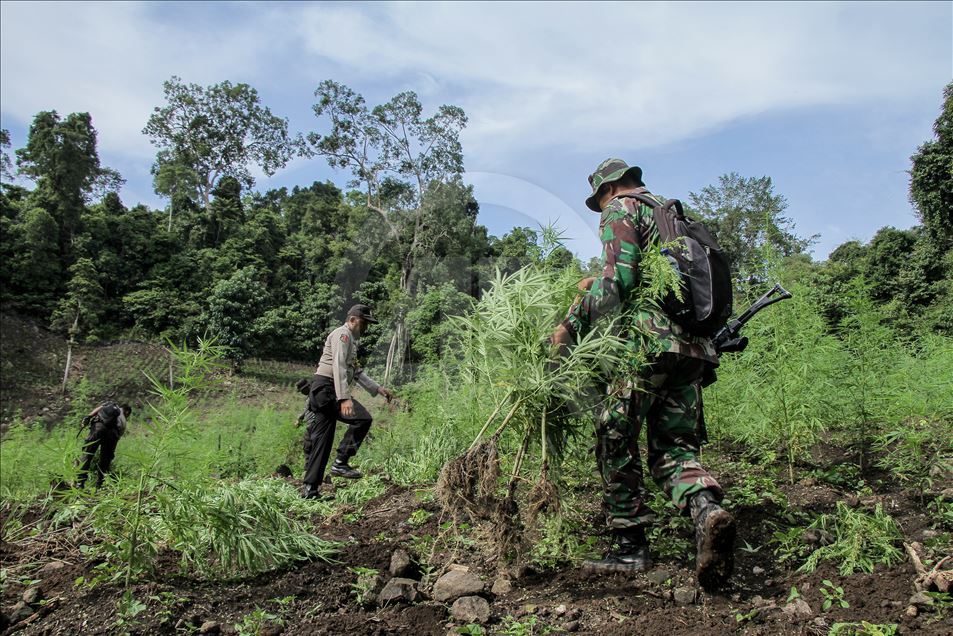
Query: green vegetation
xmin=0 ymin=78 xmax=951 ymax=632
xmin=800 ymin=503 xmax=904 ymax=576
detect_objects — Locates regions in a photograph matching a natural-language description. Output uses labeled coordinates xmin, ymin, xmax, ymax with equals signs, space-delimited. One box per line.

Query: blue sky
xmin=1 ymin=1 xmax=950 ymax=261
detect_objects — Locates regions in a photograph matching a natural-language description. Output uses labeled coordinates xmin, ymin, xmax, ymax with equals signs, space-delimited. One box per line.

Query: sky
xmin=1 ymin=1 xmax=950 ymax=261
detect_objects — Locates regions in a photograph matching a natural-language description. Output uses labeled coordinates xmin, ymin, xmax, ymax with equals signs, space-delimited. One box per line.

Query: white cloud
xmin=0 ymin=2 xmax=280 ymax=160
xmin=1 ymin=0 xmax=947 ymax=240
xmin=290 ymin=2 xmax=949 ymax=161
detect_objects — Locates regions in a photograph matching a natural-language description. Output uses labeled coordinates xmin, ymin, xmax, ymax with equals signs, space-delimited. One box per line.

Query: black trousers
xmin=77 ymin=423 xmax=120 ymax=487
xmin=302 ymin=377 xmax=373 ymax=487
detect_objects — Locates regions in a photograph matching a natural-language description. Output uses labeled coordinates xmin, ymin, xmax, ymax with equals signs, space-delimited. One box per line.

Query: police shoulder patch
xmin=340 ymin=333 xmax=349 ymax=344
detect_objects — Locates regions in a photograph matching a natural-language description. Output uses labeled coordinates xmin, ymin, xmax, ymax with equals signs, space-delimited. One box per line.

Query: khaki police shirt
xmin=315 ymin=323 xmax=381 ymax=401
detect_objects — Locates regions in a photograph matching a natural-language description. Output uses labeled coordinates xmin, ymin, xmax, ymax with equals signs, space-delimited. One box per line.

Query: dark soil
xmin=2 ymin=466 xmax=951 ymax=636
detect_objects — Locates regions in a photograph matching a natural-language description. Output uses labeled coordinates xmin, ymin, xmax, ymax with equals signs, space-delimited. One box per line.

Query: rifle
xmin=712 ymin=283 xmax=793 ymax=354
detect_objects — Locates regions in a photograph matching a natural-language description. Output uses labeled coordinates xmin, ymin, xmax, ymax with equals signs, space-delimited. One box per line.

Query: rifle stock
xmin=712 ymin=283 xmax=793 ymax=354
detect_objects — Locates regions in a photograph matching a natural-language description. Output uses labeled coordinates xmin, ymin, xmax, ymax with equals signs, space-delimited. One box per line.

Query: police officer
xmin=301 ymin=304 xmax=393 ymax=499
xmin=551 ymin=159 xmax=735 ymax=590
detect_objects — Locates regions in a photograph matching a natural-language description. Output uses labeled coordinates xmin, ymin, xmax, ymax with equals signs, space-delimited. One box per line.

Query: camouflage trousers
xmin=597 ymin=353 xmax=722 ymax=530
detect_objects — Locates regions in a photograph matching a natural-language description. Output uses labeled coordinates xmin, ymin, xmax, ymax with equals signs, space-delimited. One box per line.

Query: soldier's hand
xmin=577 ymin=276 xmax=596 ymax=292
xmin=340 ymin=399 xmax=355 ymax=417
xmin=550 ymin=324 xmax=573 ymax=359
xmin=378 ymin=387 xmax=394 ymax=403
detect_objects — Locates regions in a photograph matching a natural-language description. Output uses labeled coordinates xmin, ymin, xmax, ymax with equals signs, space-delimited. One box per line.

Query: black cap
xmin=347 ymin=304 xmax=378 ymax=324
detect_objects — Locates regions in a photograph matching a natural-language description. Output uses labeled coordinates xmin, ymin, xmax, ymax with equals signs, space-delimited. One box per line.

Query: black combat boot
xmin=582 ymin=527 xmax=652 ymax=573
xmin=301 ymin=483 xmax=327 ymax=500
xmin=330 ymin=458 xmax=362 ymax=479
xmin=690 ymin=489 xmax=735 ymax=590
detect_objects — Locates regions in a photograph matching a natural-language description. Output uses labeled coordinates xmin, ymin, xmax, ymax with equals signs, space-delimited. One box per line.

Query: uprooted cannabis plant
xmin=436 ymin=242 xmax=681 ymax=562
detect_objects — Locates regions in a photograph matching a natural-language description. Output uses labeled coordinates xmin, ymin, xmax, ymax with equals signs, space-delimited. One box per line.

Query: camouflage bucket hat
xmin=585 ymin=158 xmax=643 ymax=212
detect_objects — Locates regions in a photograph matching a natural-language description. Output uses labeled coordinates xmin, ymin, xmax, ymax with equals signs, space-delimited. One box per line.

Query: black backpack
xmin=97 ymin=402 xmax=122 ymax=428
xmin=621 ymin=193 xmax=733 ymax=337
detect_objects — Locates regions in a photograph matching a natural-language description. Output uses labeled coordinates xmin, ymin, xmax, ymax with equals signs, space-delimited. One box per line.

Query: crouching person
xmin=77 ymin=402 xmax=132 ymax=488
xmin=301 ymin=304 xmax=393 ymax=499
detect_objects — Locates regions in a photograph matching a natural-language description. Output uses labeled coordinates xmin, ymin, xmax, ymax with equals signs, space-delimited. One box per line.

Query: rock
xmin=378 ymin=578 xmax=421 ymax=605
xmin=433 ymin=570 xmax=484 ymax=603
xmin=801 ymin=529 xmax=834 ymax=547
xmin=674 ymin=587 xmax=696 ymax=606
xmin=765 ymin=579 xmax=774 ymax=587
xmin=553 ymin=604 xmax=567 ymax=616
xmin=563 ymin=620 xmax=580 ymax=632
xmin=200 ymin=620 xmax=221 ymax=634
xmin=909 ymin=592 xmax=933 ymax=609
xmin=450 ymin=596 xmax=490 ymax=623
xmin=491 ymin=578 xmax=513 ymax=596
xmin=751 ymin=596 xmax=765 ymax=606
xmin=448 ymin=563 xmax=470 ymax=572
xmin=566 ymin=608 xmax=581 ymax=620
xmin=10 ymin=602 xmax=32 ymax=623
xmin=905 ymin=605 xmax=918 ymax=618
xmin=39 ymin=560 xmax=67 ymax=574
xmin=390 ymin=549 xmax=413 ymax=578
xmin=21 ymin=587 xmax=41 ymax=605
xmin=662 ymin=590 xmax=673 ymax=601
xmin=812 ymin=617 xmax=829 ymax=630
xmin=920 ymin=529 xmax=939 ymax=540
xmin=646 ymin=569 xmax=673 ymax=585
xmin=752 ymin=566 xmax=765 ymax=576
xmin=800 ymin=478 xmax=817 ymax=487
xmin=782 ymin=599 xmax=813 ymax=620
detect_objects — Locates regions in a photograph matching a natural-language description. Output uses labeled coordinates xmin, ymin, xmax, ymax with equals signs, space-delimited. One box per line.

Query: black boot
xmin=582 ymin=527 xmax=652 ymax=573
xmin=330 ymin=458 xmax=362 ymax=479
xmin=301 ymin=483 xmax=328 ymax=500
xmin=690 ymin=490 xmax=735 ymax=590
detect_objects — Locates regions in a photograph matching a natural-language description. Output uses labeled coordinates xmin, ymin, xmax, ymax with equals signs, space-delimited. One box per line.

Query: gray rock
xmin=646 ymin=569 xmax=673 ymax=586
xmin=553 ymin=604 xmax=567 ymax=616
xmin=782 ymin=599 xmax=813 ymax=620
xmin=801 ymin=529 xmax=834 ymax=547
xmin=491 ymin=578 xmax=513 ymax=596
xmin=390 ymin=549 xmax=413 ymax=578
xmin=200 ymin=620 xmax=221 ymax=634
xmin=450 ymin=596 xmax=490 ymax=623
xmin=909 ymin=592 xmax=933 ymax=609
xmin=752 ymin=566 xmax=765 ymax=576
xmin=433 ymin=570 xmax=484 ymax=603
xmin=10 ymin=601 xmax=32 ymax=623
xmin=563 ymin=620 xmax=580 ymax=632
xmin=39 ymin=561 xmax=66 ymax=574
xmin=673 ymin=587 xmax=696 ymax=606
xmin=21 ymin=587 xmax=41 ymax=605
xmin=378 ymin=578 xmax=421 ymax=605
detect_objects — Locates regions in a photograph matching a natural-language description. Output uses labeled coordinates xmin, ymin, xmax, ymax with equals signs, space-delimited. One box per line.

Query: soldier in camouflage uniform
xmin=551 ymin=159 xmax=735 ymax=590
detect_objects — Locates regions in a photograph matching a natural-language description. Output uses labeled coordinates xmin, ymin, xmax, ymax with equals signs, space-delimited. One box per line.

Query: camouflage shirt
xmin=562 ymin=190 xmax=718 ymax=365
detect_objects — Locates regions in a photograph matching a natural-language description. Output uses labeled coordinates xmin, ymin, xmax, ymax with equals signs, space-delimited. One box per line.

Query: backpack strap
xmin=617 ymin=193 xmax=686 ymax=245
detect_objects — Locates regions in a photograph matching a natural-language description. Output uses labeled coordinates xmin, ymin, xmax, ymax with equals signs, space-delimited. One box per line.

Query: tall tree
xmin=309 ymin=81 xmax=468 ymax=382
xmin=0 ymin=129 xmax=13 ymax=182
xmin=143 ymin=76 xmax=303 ymax=212
xmin=15 ymin=111 xmax=123 ymax=262
xmin=687 ymin=173 xmax=815 ymax=281
xmin=909 ymin=81 xmax=952 ymax=248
